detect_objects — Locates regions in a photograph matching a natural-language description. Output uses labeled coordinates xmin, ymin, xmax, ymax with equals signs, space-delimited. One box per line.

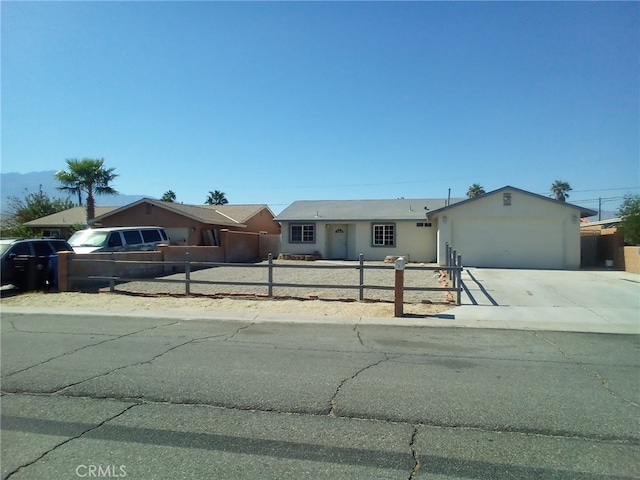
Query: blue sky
xmin=1 ymin=1 xmax=638 ymax=214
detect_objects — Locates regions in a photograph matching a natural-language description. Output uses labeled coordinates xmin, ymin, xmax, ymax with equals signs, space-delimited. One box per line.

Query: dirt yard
xmin=0 ymin=291 xmax=453 ymax=318
xmin=1 ymin=260 xmax=456 ymax=318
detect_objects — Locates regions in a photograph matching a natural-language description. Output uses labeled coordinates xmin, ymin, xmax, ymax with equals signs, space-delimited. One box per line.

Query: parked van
xmin=68 ymin=227 xmax=169 ymax=254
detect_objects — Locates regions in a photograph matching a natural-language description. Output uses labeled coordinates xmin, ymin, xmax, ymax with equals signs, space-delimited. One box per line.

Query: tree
xmin=466 ymin=183 xmax=486 ymax=198
xmin=1 ymin=186 xmax=75 ymax=238
xmin=205 ymin=190 xmax=228 ymax=205
xmin=550 ymin=180 xmax=572 ymax=202
xmin=55 ymin=158 xmax=118 ymax=221
xmin=618 ymin=194 xmax=640 ymax=245
xmin=161 ymin=190 xmax=176 ymax=202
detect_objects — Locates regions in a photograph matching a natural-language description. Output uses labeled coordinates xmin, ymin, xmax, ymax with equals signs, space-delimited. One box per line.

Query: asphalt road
xmin=1 ymin=312 xmax=638 ymax=479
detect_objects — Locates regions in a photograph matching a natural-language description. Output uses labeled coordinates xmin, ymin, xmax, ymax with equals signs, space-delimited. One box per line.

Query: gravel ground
xmin=105 ymin=260 xmax=451 ymax=304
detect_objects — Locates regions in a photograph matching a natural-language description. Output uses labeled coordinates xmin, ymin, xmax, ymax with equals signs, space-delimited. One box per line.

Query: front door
xmin=329 ymin=224 xmax=347 ymax=259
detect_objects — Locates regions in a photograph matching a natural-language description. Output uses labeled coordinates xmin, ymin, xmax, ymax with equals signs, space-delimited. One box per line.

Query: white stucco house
xmin=273 ymin=186 xmax=597 ymax=269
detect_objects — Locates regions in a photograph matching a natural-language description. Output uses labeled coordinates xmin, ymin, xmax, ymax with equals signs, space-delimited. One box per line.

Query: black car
xmin=0 ymin=238 xmax=73 ymax=290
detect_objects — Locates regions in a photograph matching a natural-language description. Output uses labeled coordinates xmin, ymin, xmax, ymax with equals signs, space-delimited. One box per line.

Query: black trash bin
xmin=23 ymin=256 xmax=48 ymax=291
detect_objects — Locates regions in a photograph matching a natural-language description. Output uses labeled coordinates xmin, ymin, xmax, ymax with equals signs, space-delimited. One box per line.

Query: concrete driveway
xmin=441 ymin=268 xmax=640 ymax=334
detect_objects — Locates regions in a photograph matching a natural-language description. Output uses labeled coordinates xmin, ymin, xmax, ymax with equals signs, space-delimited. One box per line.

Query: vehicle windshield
xmin=0 ymin=242 xmax=13 ymax=255
xmin=68 ymin=230 xmax=109 ymax=248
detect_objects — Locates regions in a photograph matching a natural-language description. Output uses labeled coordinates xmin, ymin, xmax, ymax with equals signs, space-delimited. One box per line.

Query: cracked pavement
xmin=1 ymin=312 xmax=639 ymax=479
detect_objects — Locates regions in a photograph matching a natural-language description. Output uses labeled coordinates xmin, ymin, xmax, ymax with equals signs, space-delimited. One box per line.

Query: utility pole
xmin=599 ymin=197 xmax=602 ymax=221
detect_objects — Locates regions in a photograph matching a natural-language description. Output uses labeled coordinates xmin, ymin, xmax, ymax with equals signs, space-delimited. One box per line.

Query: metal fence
xmin=68 ymin=252 xmax=463 ymax=305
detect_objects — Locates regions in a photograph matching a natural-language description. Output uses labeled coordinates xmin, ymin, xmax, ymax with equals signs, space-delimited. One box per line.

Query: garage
xmin=432 ymin=186 xmax=597 ymax=270
xmin=451 ymin=216 xmax=565 ymax=269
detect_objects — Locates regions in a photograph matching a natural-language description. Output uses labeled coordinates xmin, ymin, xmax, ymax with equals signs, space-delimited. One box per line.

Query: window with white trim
xmin=290 ymin=224 xmax=315 ymax=243
xmin=372 ymin=223 xmax=395 ymax=246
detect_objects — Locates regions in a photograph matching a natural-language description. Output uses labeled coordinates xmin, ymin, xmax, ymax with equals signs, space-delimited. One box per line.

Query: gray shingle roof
xmin=273 ymin=198 xmax=464 ymax=222
xmin=25 ymin=206 xmax=119 ymax=227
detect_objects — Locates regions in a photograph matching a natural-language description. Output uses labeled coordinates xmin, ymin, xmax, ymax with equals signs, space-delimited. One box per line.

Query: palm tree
xmin=55 ymin=158 xmax=118 ymax=221
xmin=550 ymin=180 xmax=572 ymax=202
xmin=161 ymin=190 xmax=176 ymax=202
xmin=466 ymin=183 xmax=486 ymax=198
xmin=205 ymin=190 xmax=228 ymax=205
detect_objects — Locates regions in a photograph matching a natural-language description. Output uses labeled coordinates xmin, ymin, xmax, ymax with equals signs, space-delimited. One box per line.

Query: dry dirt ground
xmin=0 ymin=291 xmax=453 ymax=319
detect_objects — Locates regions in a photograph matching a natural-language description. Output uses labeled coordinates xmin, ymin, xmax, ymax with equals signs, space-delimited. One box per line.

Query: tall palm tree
xmin=466 ymin=183 xmax=486 ymax=198
xmin=205 ymin=190 xmax=228 ymax=205
xmin=161 ymin=190 xmax=176 ymax=202
xmin=550 ymin=180 xmax=572 ymax=202
xmin=55 ymin=158 xmax=118 ymax=221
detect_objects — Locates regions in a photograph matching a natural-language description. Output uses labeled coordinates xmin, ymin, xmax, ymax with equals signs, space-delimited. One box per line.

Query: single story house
xmin=274 ymin=186 xmax=597 ymax=269
xmin=26 ymin=198 xmax=280 ymax=246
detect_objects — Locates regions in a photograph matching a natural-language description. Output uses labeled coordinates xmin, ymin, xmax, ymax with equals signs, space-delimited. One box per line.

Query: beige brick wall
xmin=623 ymin=246 xmax=640 ymax=274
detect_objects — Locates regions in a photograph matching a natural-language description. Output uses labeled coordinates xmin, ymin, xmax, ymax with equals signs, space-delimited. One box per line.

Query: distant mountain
xmin=1 ymin=170 xmax=145 ymax=214
xmin=586 ymin=211 xmax=619 ymax=222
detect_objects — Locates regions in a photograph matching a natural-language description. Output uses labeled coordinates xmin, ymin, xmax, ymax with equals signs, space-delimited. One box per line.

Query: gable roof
xmin=24 ymin=206 xmax=120 ymax=227
xmin=426 ymin=185 xmax=598 ymax=218
xmin=24 ymin=200 xmax=276 ymax=229
xmin=274 ymin=198 xmax=465 ymax=222
xmin=201 ymin=204 xmax=276 ymax=224
xmin=90 ymin=198 xmax=273 ymax=228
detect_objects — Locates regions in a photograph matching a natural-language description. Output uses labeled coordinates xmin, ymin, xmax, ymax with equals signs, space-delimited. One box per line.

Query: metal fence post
xmin=359 ymin=253 xmax=364 ymax=301
xmin=185 ymin=251 xmax=191 ymax=296
xmin=445 ymin=243 xmax=450 ymax=269
xmin=457 ymin=254 xmax=462 ymax=306
xmin=451 ymin=249 xmax=457 ymax=284
xmin=268 ymin=253 xmax=273 ymax=298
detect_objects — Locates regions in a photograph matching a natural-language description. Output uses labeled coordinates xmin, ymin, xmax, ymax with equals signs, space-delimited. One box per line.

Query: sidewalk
xmin=1 ymin=268 xmax=637 ymax=334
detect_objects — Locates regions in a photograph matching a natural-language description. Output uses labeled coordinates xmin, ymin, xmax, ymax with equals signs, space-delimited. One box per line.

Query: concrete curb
xmin=2 ymin=305 xmax=638 ymax=334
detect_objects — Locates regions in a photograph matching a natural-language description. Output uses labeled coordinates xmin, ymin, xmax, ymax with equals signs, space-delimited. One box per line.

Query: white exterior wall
xmin=279 ymin=220 xmax=438 ymax=262
xmin=436 ymin=190 xmax=582 ymax=269
xmin=350 ymin=221 xmax=437 ymax=262
xmin=279 ymin=221 xmax=328 ymax=256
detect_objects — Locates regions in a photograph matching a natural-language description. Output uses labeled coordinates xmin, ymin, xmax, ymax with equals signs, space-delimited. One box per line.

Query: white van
xmin=68 ymin=227 xmax=169 ymax=254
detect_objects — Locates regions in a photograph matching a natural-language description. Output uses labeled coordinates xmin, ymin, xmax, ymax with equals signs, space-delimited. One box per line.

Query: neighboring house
xmin=274 ymin=186 xmax=597 ymax=269
xmin=23 ymin=206 xmax=120 ymax=239
xmin=580 ymin=217 xmax=624 ymax=269
xmin=25 ymin=199 xmax=280 ymax=246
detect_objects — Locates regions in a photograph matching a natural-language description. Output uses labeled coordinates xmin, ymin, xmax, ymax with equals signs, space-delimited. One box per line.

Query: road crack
xmin=224 ymin=322 xmax=255 ymax=341
xmin=3 ymin=402 xmax=140 ymax=479
xmin=53 ymin=333 xmax=227 ymax=394
xmin=532 ymin=331 xmax=640 ymax=409
xmin=328 ymin=354 xmax=395 ymax=417
xmin=408 ymin=422 xmax=422 ymax=480
xmin=2 ymin=321 xmax=182 ymax=379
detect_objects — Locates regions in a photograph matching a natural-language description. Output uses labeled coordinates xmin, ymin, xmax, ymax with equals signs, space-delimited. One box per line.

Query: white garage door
xmin=164 ymin=227 xmax=189 ymax=246
xmin=452 ymin=217 xmax=565 ymax=269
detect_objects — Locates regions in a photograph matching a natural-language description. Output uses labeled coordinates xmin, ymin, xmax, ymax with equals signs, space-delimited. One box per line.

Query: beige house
xmin=274 ymin=197 xmax=463 ymax=263
xmin=26 ymin=199 xmax=280 ymax=246
xmin=274 ymin=186 xmax=597 ymax=269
